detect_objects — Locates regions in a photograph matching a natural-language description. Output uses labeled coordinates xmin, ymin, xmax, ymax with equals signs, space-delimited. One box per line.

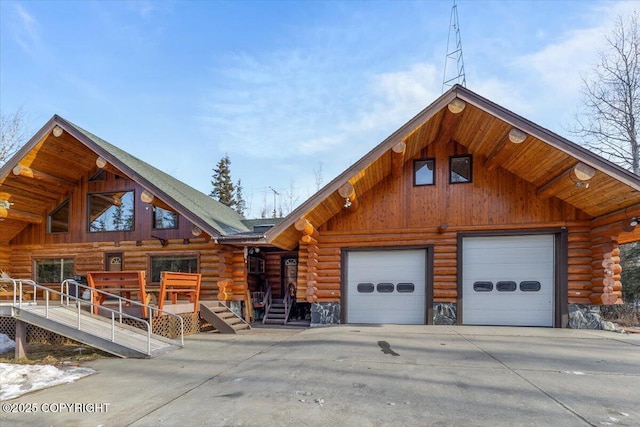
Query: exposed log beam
xmin=140 ymin=190 xmax=176 ymax=213
xmin=294 ymin=218 xmax=319 ymax=240
xmin=591 ymin=220 xmax=635 ymax=238
xmin=485 ymin=128 xmax=528 ymax=171
xmin=0 ymin=207 xmax=43 ymax=224
xmin=391 ymin=141 xmax=406 ymax=178
xmin=447 ymin=98 xmax=466 ymax=114
xmin=337 ymin=182 xmax=359 ymax=211
xmin=537 ymin=163 xmax=595 ymax=200
xmin=2 ymin=180 xmax=64 ymax=201
xmin=436 ymin=103 xmax=465 ymax=145
xmin=12 ymin=165 xmax=75 ymax=188
xmin=301 ymin=235 xmax=318 ymax=244
xmin=95 ymin=156 xmax=127 ymax=177
xmin=592 ymin=203 xmax=640 ymax=228
xmin=537 ymin=168 xmax=573 ymax=200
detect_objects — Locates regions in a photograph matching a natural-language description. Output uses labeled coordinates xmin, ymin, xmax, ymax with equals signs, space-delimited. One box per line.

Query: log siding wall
xmin=6 ymin=239 xmax=237 ymax=299
xmin=299 ymin=142 xmax=602 ymax=307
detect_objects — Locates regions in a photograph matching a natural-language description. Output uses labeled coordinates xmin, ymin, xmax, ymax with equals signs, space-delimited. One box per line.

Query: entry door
xmin=106 ymin=253 xmax=123 ymax=271
xmin=282 ymin=257 xmax=298 ymax=298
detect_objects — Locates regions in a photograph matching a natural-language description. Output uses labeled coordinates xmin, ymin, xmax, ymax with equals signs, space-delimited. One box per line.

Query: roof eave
xmin=454 ymin=87 xmax=640 ymax=191
xmin=53 ymin=116 xmax=228 ymax=238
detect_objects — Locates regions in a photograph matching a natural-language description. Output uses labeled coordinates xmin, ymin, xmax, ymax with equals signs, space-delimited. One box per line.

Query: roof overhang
xmin=266 ymin=85 xmax=640 ymax=250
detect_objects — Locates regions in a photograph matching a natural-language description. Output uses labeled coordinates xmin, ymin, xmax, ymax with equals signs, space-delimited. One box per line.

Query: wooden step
xmin=199 ymin=302 xmax=251 ymax=334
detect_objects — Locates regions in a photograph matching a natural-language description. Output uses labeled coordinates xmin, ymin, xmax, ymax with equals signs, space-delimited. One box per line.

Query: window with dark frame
xmin=35 ymin=258 xmax=74 ymax=283
xmin=48 ymin=199 xmax=70 ymax=233
xmin=88 ymin=191 xmax=135 ymax=232
xmin=150 ymin=255 xmax=198 ymax=283
xmin=152 ymin=207 xmax=178 ymax=229
xmin=414 ymin=159 xmax=436 ymax=186
xmin=450 ymin=155 xmax=472 ymax=183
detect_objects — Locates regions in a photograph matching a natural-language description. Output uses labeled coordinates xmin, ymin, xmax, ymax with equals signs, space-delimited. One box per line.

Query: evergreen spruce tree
xmin=210 ymin=155 xmax=236 ymax=208
xmin=234 ymin=179 xmax=247 ymax=217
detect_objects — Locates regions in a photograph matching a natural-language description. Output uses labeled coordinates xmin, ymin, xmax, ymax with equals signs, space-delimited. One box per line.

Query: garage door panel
xmin=463 ymin=235 xmax=554 ymax=327
xmin=347 ymin=250 xmax=426 ymax=324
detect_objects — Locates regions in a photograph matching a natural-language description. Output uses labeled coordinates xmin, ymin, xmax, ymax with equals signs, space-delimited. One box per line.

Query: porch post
xmin=15 ymin=319 xmax=27 ymax=359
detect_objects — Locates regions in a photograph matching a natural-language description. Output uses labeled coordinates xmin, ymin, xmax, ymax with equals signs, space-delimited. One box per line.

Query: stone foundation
xmin=310 ymin=302 xmax=340 ymax=327
xmin=568 ymin=304 xmax=603 ymax=329
xmin=433 ymin=303 xmax=457 ymax=325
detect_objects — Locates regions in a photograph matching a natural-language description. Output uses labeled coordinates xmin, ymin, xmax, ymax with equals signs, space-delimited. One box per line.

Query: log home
xmin=0 ymin=115 xmax=274 ymax=315
xmin=266 ymin=85 xmax=640 ymax=327
xmin=1 ymin=85 xmax=639 ymax=329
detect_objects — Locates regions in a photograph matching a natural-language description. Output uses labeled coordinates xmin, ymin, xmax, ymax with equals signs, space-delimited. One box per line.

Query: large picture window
xmin=150 ymin=255 xmax=198 ymax=282
xmin=88 ymin=191 xmax=135 ymax=232
xmin=35 ymin=258 xmax=74 ymax=283
xmin=414 ymin=159 xmax=435 ymax=186
xmin=48 ymin=199 xmax=70 ymax=233
xmin=153 ymin=207 xmax=178 ymax=229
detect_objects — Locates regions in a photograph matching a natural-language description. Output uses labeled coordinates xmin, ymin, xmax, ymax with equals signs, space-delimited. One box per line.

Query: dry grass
xmin=0 ymin=342 xmax=112 ymax=365
xmin=600 ymin=304 xmax=640 ymax=327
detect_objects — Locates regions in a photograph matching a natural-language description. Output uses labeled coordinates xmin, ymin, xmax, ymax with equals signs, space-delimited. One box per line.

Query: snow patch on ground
xmin=0 ymin=334 xmax=95 ymax=401
xmin=0 ymin=334 xmax=15 ymax=353
xmin=0 ymin=363 xmax=95 ymax=401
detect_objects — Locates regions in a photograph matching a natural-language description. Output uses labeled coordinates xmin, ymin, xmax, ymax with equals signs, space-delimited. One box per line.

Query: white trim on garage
xmin=462 ymin=235 xmax=555 ymax=327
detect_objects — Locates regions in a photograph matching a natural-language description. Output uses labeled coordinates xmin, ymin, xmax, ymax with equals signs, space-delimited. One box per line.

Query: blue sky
xmin=1 ymin=0 xmax=638 ymax=218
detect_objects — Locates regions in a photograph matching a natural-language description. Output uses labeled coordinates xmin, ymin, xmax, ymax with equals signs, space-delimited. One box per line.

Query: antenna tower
xmin=442 ymin=0 xmax=466 ymax=92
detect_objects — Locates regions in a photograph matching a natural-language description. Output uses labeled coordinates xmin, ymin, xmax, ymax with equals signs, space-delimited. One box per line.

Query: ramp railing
xmin=1 ymin=278 xmax=184 ymax=355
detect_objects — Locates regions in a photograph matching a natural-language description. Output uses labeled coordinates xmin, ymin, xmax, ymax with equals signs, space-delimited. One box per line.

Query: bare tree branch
xmin=0 ymin=108 xmax=29 ymax=166
xmin=571 ymin=12 xmax=640 ymax=174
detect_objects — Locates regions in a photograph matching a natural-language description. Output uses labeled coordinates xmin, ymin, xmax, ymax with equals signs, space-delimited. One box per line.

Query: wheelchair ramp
xmin=13 ymin=305 xmax=180 ymax=358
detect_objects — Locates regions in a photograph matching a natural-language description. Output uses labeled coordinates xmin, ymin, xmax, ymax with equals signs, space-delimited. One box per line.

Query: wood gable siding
xmin=3 ymin=169 xmax=248 ymax=299
xmin=296 ymin=139 xmax=595 ymax=305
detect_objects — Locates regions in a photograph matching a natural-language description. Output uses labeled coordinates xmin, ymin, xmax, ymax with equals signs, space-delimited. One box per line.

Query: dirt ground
xmin=0 ymin=342 xmax=111 ymax=365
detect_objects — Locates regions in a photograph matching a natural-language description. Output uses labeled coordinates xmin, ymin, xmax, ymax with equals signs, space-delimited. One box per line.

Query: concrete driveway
xmin=1 ymin=325 xmax=638 ymax=427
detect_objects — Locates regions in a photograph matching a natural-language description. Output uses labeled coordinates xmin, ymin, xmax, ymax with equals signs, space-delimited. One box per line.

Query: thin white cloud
xmin=517 ymin=26 xmax=602 ymax=96
xmin=348 ymin=63 xmax=441 ymax=134
xmin=10 ymin=3 xmax=42 ymax=58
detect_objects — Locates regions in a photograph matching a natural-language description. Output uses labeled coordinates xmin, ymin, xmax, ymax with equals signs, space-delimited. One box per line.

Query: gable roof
xmin=266 ymin=85 xmax=640 ymax=250
xmin=0 ymin=115 xmax=249 ymax=243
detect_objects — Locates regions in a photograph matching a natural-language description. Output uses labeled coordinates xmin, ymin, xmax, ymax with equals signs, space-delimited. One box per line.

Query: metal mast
xmin=442 ymin=0 xmax=466 ymax=92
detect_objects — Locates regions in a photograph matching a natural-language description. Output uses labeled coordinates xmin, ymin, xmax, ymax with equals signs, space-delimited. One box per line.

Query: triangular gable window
xmin=48 ymin=199 xmax=70 ymax=233
xmin=89 ymin=170 xmax=107 ymax=182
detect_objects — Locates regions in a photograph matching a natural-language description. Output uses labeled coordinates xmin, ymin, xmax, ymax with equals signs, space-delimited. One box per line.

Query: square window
xmin=414 ymin=159 xmax=435 ymax=186
xmin=450 ymin=155 xmax=472 ymax=183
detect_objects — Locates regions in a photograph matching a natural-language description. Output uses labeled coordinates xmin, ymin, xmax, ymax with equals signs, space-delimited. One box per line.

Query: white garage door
xmin=462 ymin=235 xmax=555 ymax=327
xmin=347 ymin=249 xmax=426 ymax=324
